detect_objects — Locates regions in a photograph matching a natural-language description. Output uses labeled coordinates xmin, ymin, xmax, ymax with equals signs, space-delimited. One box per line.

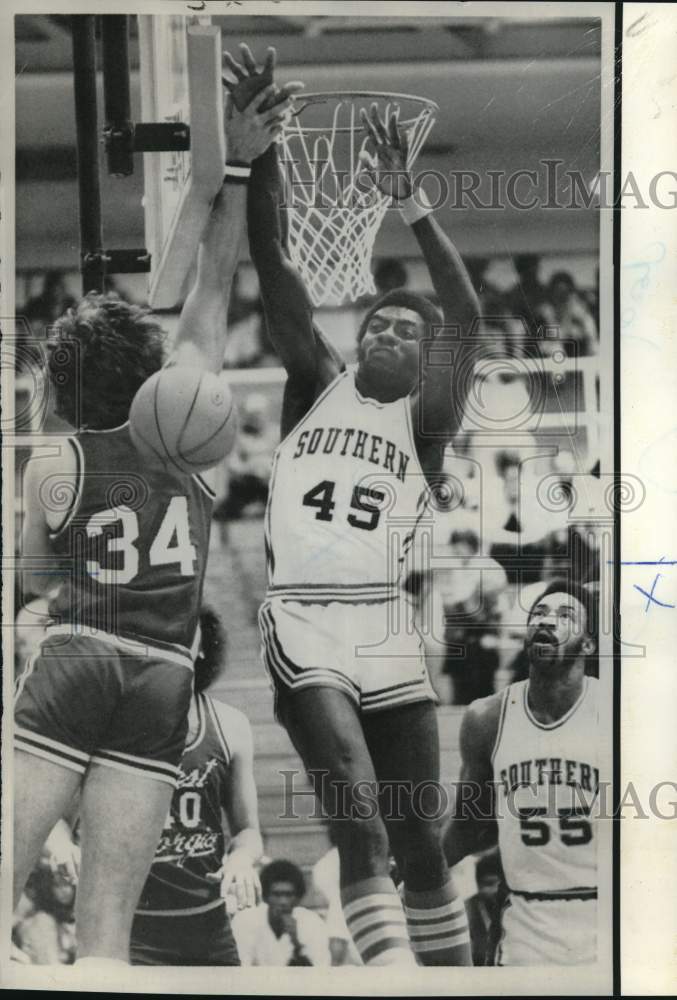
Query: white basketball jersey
xmin=265 ymin=369 xmax=428 ymax=600
xmin=492 ymin=677 xmax=598 ymax=895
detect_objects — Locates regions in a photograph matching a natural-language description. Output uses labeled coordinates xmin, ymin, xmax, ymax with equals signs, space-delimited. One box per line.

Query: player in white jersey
xmin=444 ymin=580 xmax=600 ymax=965
xmin=229 ymin=44 xmax=480 ymax=967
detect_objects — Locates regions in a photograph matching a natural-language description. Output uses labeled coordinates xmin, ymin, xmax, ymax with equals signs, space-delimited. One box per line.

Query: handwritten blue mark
xmin=621 ymin=241 xmax=666 ymax=342
xmin=633 ymin=573 xmax=675 ymax=612
xmin=609 ymin=556 xmax=677 ymax=566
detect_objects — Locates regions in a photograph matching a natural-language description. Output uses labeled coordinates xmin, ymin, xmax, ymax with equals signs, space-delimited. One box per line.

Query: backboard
xmin=138 ymin=15 xmax=225 ymax=309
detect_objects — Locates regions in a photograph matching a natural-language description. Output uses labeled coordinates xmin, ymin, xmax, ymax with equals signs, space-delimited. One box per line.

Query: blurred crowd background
xmin=12 ymin=252 xmax=602 ymax=966
xmin=15 ymin=249 xmax=602 ymax=707
xmin=12 ymin=811 xmax=504 ymax=968
xmin=12 ymin=12 xmax=606 ymax=965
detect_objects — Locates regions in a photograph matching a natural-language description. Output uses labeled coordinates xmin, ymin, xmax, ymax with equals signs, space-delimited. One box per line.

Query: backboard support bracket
xmin=139 ymin=18 xmax=226 ymax=309
xmin=103 ymin=123 xmax=191 ymax=173
xmin=82 ymin=249 xmax=152 ymax=274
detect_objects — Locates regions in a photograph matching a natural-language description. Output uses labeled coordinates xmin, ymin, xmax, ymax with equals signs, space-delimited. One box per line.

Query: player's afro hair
xmin=356 ymin=289 xmax=443 ymax=344
xmin=260 ymin=859 xmax=306 ymax=900
xmin=193 ymin=604 xmax=228 ymax=694
xmin=46 ymin=292 xmax=166 ymax=430
xmin=527 ymin=578 xmax=598 ymax=641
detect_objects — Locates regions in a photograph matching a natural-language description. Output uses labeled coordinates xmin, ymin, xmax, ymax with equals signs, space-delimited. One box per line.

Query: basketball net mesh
xmin=277 ymin=94 xmax=437 ymax=307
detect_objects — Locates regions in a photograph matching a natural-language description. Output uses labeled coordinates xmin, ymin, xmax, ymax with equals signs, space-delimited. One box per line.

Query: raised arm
xmin=443 ymin=695 xmax=501 ymax=868
xmin=247 ymin=144 xmax=317 ymax=381
xmin=170 ymin=75 xmax=296 ymax=373
xmin=361 ymin=106 xmax=480 ymax=445
xmin=220 ymin=43 xmax=328 ymax=387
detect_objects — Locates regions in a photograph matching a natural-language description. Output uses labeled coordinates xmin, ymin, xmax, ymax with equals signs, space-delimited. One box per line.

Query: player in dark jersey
xmin=130 ymin=606 xmax=262 ymax=966
xmin=234 ymin=45 xmax=481 ymax=967
xmin=13 ymin=72 xmax=299 ymax=966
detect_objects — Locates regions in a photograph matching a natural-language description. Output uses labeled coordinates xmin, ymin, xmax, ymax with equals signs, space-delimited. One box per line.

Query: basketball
xmin=129 ymin=366 xmax=238 ymax=474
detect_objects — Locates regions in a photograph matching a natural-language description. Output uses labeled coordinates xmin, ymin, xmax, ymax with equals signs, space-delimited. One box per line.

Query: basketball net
xmin=277 ymin=92 xmax=437 ymax=307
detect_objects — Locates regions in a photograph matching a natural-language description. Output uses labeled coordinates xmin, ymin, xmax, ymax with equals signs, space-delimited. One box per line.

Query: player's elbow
xmin=449 ymin=294 xmax=480 ymax=337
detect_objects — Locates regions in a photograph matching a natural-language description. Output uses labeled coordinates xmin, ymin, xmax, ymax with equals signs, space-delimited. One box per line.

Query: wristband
xmin=224 ymin=162 xmax=251 ymax=184
xmin=398 ymin=187 xmax=433 ymax=225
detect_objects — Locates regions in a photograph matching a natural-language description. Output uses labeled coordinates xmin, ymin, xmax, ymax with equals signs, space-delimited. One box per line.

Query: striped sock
xmin=342 ymin=876 xmax=416 ymax=966
xmin=404 ymin=878 xmax=471 ymax=965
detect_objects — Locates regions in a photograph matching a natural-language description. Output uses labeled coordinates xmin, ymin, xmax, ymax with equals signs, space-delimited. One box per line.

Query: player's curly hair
xmin=356 ymin=289 xmax=443 ymax=345
xmin=260 ymin=859 xmax=306 ymax=901
xmin=194 ymin=605 xmax=228 ymax=695
xmin=46 ymin=292 xmax=166 ymax=430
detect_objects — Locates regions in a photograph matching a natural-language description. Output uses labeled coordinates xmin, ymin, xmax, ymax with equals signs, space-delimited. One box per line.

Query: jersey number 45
xmin=302 ymin=479 xmax=385 ymax=532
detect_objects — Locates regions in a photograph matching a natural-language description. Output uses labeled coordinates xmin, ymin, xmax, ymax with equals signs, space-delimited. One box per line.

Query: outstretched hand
xmin=206 ymin=847 xmax=262 ymax=911
xmin=359 ymin=103 xmax=413 ymax=202
xmin=223 ymin=42 xmax=302 ymax=114
xmin=222 ymin=43 xmax=303 ymax=163
xmin=223 ymin=43 xmax=276 ymax=111
xmin=224 ymin=80 xmax=303 ymax=164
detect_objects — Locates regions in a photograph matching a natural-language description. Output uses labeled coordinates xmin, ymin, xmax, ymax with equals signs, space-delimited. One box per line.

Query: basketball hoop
xmin=277 ymin=91 xmax=438 ymax=308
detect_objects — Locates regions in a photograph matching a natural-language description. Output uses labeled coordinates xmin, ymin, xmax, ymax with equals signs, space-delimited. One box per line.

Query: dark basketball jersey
xmin=136 ymin=693 xmax=232 ymax=915
xmin=48 ymin=425 xmax=214 ymax=657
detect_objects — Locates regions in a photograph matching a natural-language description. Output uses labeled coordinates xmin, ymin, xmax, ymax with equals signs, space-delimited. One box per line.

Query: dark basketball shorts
xmin=14 ymin=629 xmax=194 ymax=786
xmin=130 ymin=903 xmax=241 ymax=966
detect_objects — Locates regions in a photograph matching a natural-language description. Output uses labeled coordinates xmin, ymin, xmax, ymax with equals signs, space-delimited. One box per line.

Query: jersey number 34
xmin=86 ymin=496 xmax=196 ymax=584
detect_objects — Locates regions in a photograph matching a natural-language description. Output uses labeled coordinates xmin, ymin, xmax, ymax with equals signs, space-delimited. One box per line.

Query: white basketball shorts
xmin=496 ymin=893 xmax=597 ymax=966
xmin=258 ymin=595 xmax=438 ymax=714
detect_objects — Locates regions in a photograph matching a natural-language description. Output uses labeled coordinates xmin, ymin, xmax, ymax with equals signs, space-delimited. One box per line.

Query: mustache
xmin=529 ymin=628 xmax=558 ymax=646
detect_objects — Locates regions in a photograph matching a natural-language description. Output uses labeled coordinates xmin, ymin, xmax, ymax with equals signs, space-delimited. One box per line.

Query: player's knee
xmin=331 ymin=814 xmax=389 ymax=873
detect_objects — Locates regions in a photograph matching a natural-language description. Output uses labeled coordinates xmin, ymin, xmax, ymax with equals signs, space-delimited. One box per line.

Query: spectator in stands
xmin=374 ymin=257 xmax=408 ymax=296
xmin=222 ymin=273 xmax=275 ymax=368
xmin=16 ymin=271 xmax=76 ymax=373
xmin=13 ymin=848 xmax=77 ymax=965
xmin=232 ymin=859 xmax=331 ymax=966
xmin=465 ymin=851 xmax=504 ymax=966
xmin=505 ymin=254 xmax=546 ymax=341
xmin=488 ymin=449 xmax=567 ymax=587
xmin=429 ymin=530 xmax=507 ymax=705
xmin=23 ymin=271 xmax=76 ymax=335
xmin=539 ymin=270 xmax=597 ymax=357
xmin=213 ymin=392 xmax=278 ymax=522
xmin=357 ymin=257 xmax=409 ymax=311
